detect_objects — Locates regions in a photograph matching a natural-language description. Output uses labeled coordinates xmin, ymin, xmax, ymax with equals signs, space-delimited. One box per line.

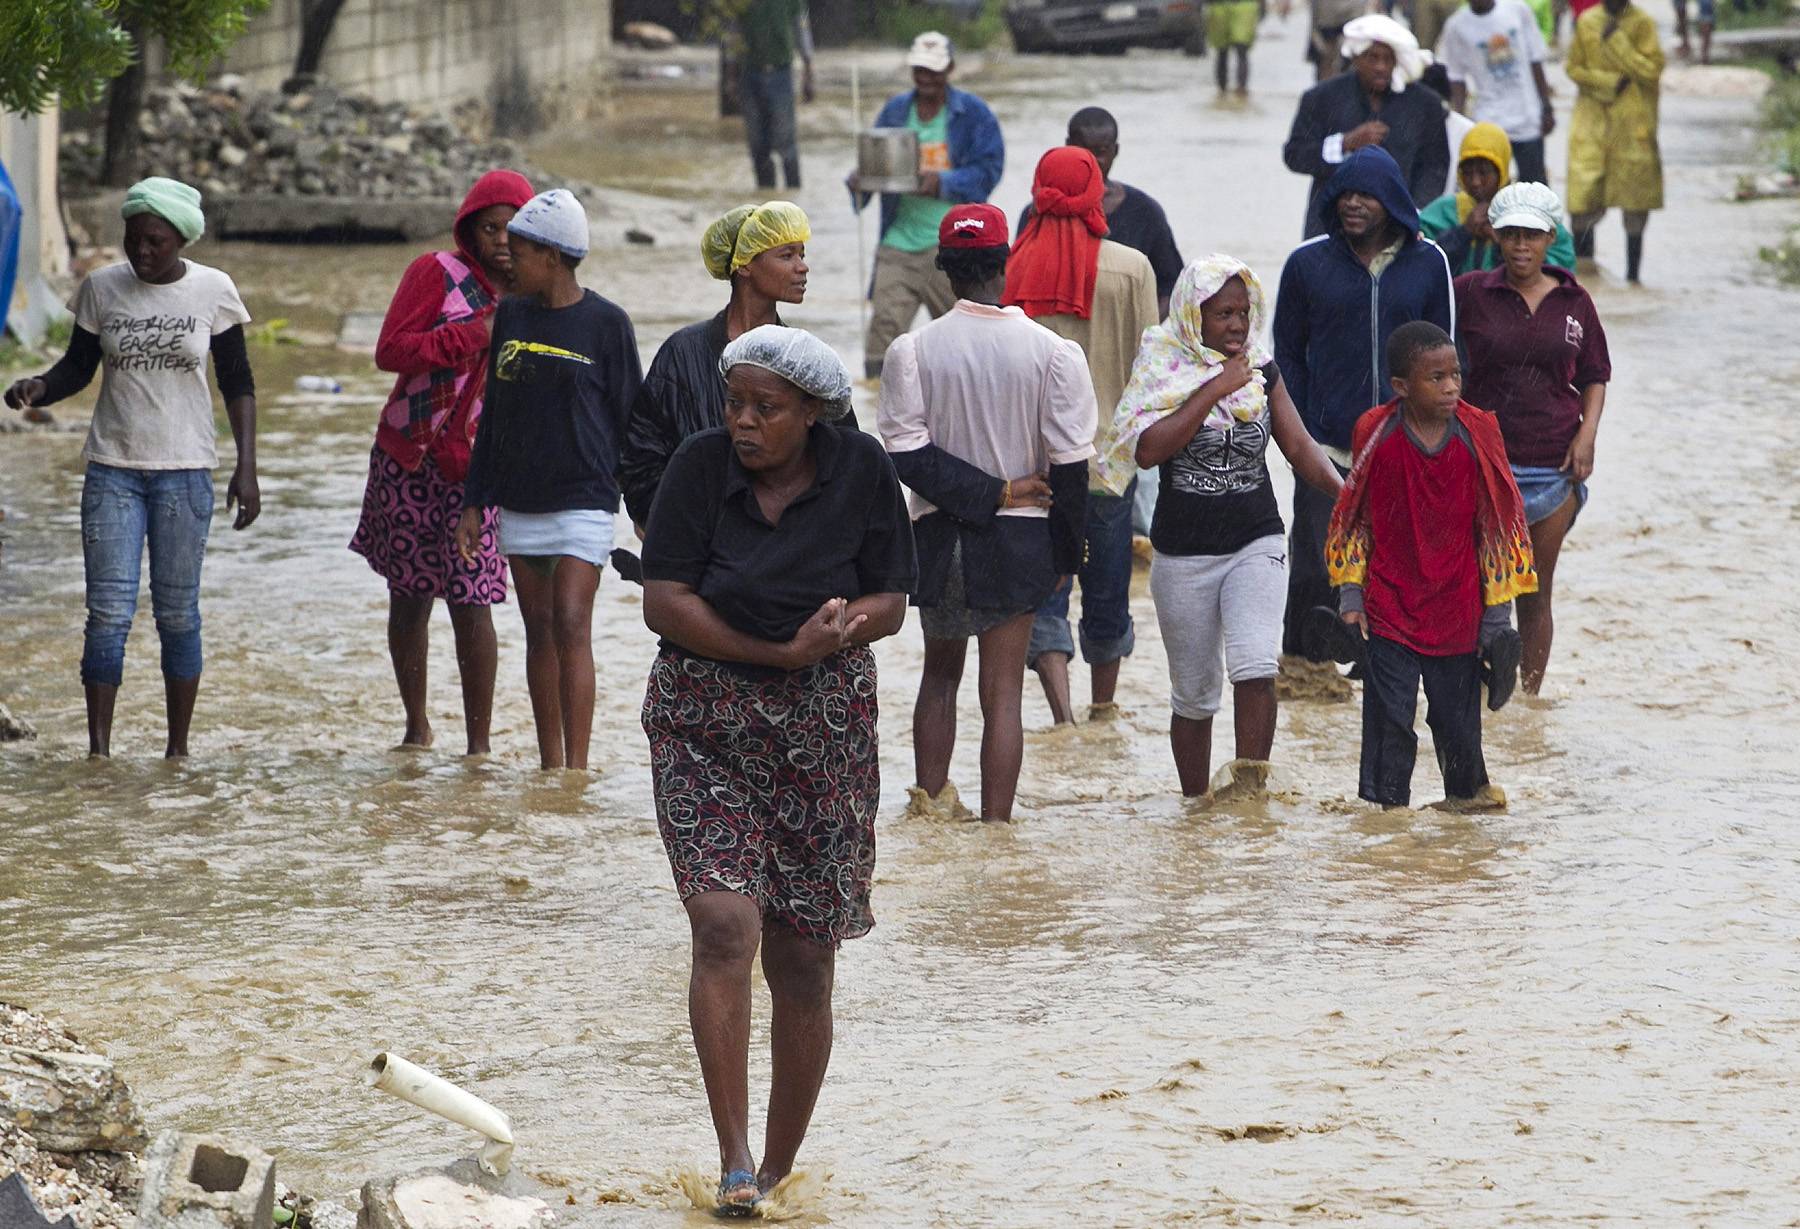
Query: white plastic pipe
xmin=365 ymin=1051 xmax=515 ymax=1176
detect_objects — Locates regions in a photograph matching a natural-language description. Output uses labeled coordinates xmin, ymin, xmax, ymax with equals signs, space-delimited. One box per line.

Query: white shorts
xmin=1149 ymin=534 xmax=1287 ymax=720
xmin=497 ymin=507 xmax=616 ymax=565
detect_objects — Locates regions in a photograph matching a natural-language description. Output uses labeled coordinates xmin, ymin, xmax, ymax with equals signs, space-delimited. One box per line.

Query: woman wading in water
xmin=4 ymin=177 xmax=258 ymax=757
xmin=640 ymin=326 xmax=915 ymax=1215
xmin=1101 ymin=256 xmax=1342 ymax=795
xmin=351 ymin=170 xmax=533 ymax=753
xmin=1455 ymin=181 xmax=1610 ymax=692
xmin=618 ymin=200 xmax=817 ymax=533
xmin=456 ymin=189 xmax=642 ymax=768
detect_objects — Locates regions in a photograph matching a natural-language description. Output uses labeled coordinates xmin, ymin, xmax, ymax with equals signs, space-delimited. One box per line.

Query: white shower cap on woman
xmin=719 ymin=324 xmax=853 ymax=421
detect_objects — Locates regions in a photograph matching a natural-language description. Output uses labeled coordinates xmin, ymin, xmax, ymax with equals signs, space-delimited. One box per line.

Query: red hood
xmin=453 ymin=169 xmax=534 ymax=282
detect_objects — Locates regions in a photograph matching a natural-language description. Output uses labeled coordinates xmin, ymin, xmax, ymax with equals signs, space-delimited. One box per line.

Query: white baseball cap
xmin=507 ymin=188 xmax=591 ymax=259
xmin=1489 ymin=181 xmax=1563 ymax=233
xmin=908 ymin=31 xmax=954 ymax=73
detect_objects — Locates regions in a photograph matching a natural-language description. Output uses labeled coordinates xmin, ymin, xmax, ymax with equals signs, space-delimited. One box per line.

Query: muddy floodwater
xmin=4 ymin=17 xmax=1800 ymax=1225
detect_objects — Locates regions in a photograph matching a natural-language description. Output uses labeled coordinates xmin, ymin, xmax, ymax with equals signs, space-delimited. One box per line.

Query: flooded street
xmin=5 ymin=15 xmax=1800 ymax=1224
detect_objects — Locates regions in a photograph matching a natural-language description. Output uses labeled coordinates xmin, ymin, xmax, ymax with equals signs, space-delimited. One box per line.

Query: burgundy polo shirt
xmin=1455 ymin=266 xmax=1611 ymax=468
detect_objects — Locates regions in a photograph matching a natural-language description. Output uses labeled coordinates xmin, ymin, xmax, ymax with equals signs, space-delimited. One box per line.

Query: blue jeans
xmin=740 ymin=65 xmax=799 ymax=189
xmin=1029 ymin=480 xmax=1137 ymax=667
xmin=80 ymin=463 xmax=213 ymax=687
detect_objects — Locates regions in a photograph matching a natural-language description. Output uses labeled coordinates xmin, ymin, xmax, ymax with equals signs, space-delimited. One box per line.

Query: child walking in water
xmin=1320 ymin=321 xmax=1533 ymax=808
xmin=1102 ymin=255 xmax=1342 ymax=797
xmin=456 ymin=190 xmax=642 ymax=769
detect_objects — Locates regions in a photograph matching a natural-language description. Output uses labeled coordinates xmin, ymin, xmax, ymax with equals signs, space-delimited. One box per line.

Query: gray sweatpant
xmin=1149 ymin=534 xmax=1287 ymax=720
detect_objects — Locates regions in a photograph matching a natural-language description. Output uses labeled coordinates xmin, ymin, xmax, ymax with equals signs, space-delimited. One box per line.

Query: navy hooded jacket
xmin=1273 ymin=147 xmax=1454 ymax=453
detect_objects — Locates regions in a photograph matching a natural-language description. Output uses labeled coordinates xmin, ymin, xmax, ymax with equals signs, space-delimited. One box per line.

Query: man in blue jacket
xmin=1273 ymin=145 xmax=1454 ymax=662
xmin=850 ymin=31 xmax=1004 ymax=378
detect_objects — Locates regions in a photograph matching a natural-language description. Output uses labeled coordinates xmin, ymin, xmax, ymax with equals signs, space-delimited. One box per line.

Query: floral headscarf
xmin=1094 ymin=255 xmax=1272 ymax=496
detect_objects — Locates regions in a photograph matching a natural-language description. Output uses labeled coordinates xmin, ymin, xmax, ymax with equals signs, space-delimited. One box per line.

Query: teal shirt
xmin=882 ymin=103 xmax=952 ymax=253
xmin=1419 ymin=192 xmax=1578 ymax=273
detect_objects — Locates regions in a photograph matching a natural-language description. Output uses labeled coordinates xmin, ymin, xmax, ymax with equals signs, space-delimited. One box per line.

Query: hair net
xmin=701 ymin=201 xmax=811 ymax=280
xmin=719 ymin=324 xmax=853 ymax=421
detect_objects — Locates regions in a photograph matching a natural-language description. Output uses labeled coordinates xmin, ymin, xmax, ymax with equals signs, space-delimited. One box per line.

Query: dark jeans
xmin=1512 ymin=137 xmax=1548 ymax=186
xmin=740 ymin=65 xmax=799 ymax=189
xmin=80 ymin=462 xmax=213 ymax=687
xmin=1359 ymin=633 xmax=1488 ymax=807
xmin=1029 ymin=481 xmax=1136 ymax=668
xmin=1281 ymin=460 xmax=1348 ymax=657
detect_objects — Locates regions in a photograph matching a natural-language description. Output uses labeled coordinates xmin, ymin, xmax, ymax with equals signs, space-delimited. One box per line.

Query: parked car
xmin=1006 ymin=0 xmax=1206 ymax=54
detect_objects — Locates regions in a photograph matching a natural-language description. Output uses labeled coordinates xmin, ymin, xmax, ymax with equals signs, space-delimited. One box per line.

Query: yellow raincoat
xmin=1564 ymin=3 xmax=1665 ymax=215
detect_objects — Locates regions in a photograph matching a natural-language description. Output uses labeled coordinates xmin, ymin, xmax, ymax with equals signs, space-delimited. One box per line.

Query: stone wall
xmin=217 ymin=0 xmax=612 ymax=130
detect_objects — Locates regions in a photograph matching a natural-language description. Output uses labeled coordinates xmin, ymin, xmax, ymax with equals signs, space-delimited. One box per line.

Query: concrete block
xmin=138 ymin=1131 xmax=275 ymax=1229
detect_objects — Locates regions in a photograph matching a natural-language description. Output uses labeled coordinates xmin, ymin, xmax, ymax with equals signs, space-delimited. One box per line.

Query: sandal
xmin=1303 ymin=605 xmax=1366 ymax=666
xmin=714 ymin=1169 xmax=761 ymax=1219
xmin=1482 ymin=628 xmax=1523 ymax=711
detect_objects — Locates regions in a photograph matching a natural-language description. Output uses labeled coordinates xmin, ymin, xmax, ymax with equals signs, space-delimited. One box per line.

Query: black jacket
xmin=618 ymin=309 xmax=860 ymax=526
xmin=1282 ymin=74 xmax=1449 ymax=239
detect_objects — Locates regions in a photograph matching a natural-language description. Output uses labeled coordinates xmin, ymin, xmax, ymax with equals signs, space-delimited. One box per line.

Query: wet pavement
xmin=3 ymin=12 xmax=1800 ymax=1225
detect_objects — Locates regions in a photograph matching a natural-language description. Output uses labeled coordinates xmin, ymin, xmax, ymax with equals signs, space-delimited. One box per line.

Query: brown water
xmin=5 ymin=22 xmax=1800 ymax=1226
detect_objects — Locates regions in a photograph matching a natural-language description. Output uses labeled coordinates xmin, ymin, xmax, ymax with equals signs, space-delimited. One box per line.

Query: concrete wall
xmin=218 ymin=0 xmax=612 ymax=125
xmin=1 ymin=111 xmax=71 ymax=345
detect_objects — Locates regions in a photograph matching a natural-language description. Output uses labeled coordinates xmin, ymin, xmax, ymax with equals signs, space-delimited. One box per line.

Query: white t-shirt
xmin=876 ymin=301 xmax=1098 ymax=523
xmin=1438 ymin=0 xmax=1548 ymax=142
xmin=72 ymin=260 xmax=252 ymax=470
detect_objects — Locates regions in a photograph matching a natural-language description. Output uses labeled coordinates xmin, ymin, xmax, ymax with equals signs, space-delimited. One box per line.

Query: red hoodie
xmin=372 ymin=169 xmax=533 ymax=480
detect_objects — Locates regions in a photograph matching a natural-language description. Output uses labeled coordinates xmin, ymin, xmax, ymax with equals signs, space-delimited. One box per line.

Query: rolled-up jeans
xmin=1028 ymin=479 xmax=1137 ymax=668
xmin=80 ymin=462 xmax=213 ymax=687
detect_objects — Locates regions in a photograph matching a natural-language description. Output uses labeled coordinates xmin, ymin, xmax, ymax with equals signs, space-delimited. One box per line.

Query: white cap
xmin=1489 ymin=181 xmax=1563 ymax=233
xmin=506 ymin=188 xmax=590 ymax=259
xmin=907 ymin=30 xmax=954 ymax=73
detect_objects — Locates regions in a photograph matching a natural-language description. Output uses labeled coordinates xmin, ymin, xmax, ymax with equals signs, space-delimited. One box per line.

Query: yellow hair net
xmin=701 ymin=201 xmax=811 ymax=280
xmin=701 ymin=205 xmax=757 ymax=280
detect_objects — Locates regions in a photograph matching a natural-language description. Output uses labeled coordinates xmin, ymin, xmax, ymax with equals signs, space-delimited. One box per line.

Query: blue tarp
xmin=0 ymin=156 xmax=21 ymax=339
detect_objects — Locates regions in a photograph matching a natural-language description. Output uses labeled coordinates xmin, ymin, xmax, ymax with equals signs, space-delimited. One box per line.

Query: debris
xmin=621 ymin=22 xmax=678 ymax=50
xmin=0 ymin=1006 xmax=147 ymax=1154
xmin=138 ymin=1132 xmax=275 ymax=1229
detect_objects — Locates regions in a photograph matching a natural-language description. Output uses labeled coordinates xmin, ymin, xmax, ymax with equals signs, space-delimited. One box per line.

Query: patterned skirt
xmin=642 ymin=646 xmax=879 ymax=946
xmin=349 ymin=444 xmax=507 ymax=605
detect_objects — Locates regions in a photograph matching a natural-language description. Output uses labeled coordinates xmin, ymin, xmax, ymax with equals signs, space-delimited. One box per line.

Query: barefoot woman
xmin=351 ymin=170 xmax=532 ymax=753
xmin=640 ymin=326 xmax=914 ymax=1215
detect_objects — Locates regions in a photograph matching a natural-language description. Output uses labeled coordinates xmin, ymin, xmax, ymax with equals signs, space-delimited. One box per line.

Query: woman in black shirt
xmin=639 ymin=324 xmax=914 ymax=1217
xmin=1112 ymin=257 xmax=1342 ymax=796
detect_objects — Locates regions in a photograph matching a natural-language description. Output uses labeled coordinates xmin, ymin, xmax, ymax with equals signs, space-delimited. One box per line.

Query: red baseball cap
xmin=938 ymin=203 xmax=1009 ymax=250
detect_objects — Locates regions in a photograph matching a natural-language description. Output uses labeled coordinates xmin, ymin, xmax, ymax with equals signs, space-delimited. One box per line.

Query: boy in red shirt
xmin=1320 ymin=322 xmax=1535 ymax=807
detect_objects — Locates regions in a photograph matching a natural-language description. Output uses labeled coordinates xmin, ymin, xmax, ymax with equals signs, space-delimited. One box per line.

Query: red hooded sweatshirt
xmin=372 ymin=169 xmax=534 ymax=481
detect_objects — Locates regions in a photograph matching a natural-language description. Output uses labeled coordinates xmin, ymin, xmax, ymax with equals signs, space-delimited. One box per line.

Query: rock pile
xmin=60 ymin=77 xmax=569 ymax=202
xmin=0 ymin=1005 xmax=145 ymax=1229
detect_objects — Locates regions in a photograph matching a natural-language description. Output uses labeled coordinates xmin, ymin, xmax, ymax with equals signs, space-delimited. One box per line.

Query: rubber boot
xmin=1626 ymin=234 xmax=1644 ymax=283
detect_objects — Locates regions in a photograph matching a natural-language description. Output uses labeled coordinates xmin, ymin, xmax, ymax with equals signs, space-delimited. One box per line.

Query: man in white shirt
xmin=877 ymin=204 xmax=1098 ymax=823
xmin=1437 ymin=0 xmax=1557 ymax=185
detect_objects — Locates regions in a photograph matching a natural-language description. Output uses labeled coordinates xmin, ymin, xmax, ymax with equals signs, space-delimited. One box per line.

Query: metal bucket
xmin=857 ymin=127 xmax=921 ymax=194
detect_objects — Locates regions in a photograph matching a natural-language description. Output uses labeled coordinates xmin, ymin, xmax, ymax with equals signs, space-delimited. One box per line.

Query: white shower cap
xmin=719 ymin=324 xmax=853 ymax=421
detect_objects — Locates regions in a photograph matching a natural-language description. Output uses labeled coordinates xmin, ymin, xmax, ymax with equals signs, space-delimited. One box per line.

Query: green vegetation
xmin=1755 ymin=76 xmax=1800 ymax=282
xmin=877 ymin=1 xmax=1010 ymax=50
xmin=0 ymin=0 xmax=267 ymax=115
xmin=1714 ymin=0 xmax=1797 ymax=32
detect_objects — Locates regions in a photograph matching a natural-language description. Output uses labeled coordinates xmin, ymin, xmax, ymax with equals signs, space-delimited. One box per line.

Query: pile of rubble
xmin=59 ymin=78 xmax=569 ymax=203
xmin=0 ymin=1003 xmax=146 ymax=1228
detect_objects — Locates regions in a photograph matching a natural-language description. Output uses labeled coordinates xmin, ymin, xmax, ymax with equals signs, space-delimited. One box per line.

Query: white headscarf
xmin=1340 ymin=14 xmax=1434 ymax=93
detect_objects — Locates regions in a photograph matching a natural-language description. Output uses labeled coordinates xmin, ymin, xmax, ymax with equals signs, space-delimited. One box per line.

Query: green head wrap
xmin=699 ymin=200 xmax=811 ymax=281
xmin=121 ymin=177 xmax=205 ymax=243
